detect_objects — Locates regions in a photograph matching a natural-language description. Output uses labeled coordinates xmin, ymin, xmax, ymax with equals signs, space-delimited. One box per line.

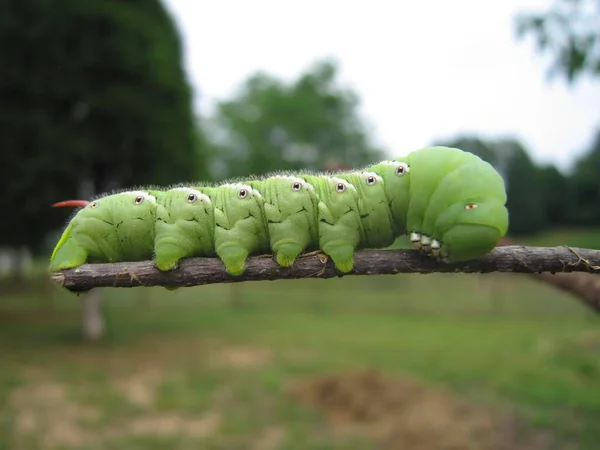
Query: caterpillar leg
xmin=49 ymin=242 xmax=89 ymax=272
xmin=322 ymin=242 xmax=355 ymax=273
xmin=273 ymin=241 xmax=304 ymax=268
xmin=438 ymin=224 xmax=501 ymax=263
xmin=154 ymin=243 xmax=189 ymax=272
xmin=217 ymin=244 xmax=250 ymax=277
xmin=430 ymin=239 xmax=442 ymax=257
xmin=410 ymin=232 xmax=422 ymax=249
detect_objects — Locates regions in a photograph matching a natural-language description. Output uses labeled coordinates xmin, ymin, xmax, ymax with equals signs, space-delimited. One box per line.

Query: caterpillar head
xmin=437 ymin=198 xmax=509 ymax=262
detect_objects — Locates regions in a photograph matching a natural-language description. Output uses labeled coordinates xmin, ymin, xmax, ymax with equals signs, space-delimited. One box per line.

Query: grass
xmin=1 ymin=229 xmax=599 ymax=449
xmin=524 ymin=227 xmax=600 ymax=249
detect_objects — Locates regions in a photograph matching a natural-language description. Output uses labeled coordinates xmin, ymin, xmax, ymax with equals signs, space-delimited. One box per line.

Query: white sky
xmin=163 ymin=0 xmax=600 ymax=171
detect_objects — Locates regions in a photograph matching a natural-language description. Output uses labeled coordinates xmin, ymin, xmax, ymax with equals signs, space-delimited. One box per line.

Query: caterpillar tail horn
xmin=52 ymin=200 xmax=90 ymax=208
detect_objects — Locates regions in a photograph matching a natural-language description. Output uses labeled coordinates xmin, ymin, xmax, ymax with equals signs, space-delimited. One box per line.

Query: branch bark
xmin=499 ymin=238 xmax=600 ymax=313
xmin=50 ymin=245 xmax=600 ymax=293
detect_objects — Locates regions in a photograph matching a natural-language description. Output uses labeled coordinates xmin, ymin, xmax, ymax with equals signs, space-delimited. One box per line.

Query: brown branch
xmin=50 ymin=245 xmax=600 ymax=296
xmin=499 ymin=238 xmax=600 ymax=314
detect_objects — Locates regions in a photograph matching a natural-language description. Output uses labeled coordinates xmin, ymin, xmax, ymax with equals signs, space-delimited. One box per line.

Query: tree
xmin=0 ymin=0 xmax=207 ymax=255
xmin=515 ymin=0 xmax=600 ymax=228
xmin=203 ymin=59 xmax=384 ymax=180
xmin=569 ymin=127 xmax=600 ymax=224
xmin=515 ymin=0 xmax=600 ymax=83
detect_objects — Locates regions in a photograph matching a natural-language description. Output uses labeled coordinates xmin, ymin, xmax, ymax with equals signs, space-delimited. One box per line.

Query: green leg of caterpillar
xmin=441 ymin=225 xmax=502 ymax=262
xmin=273 ymin=241 xmax=304 ymax=267
xmin=154 ymin=243 xmax=188 ymax=272
xmin=49 ymin=241 xmax=89 ymax=272
xmin=322 ymin=242 xmax=355 ymax=273
xmin=217 ymin=244 xmax=250 ymax=277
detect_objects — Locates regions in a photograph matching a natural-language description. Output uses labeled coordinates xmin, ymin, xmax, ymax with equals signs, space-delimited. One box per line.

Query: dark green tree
xmin=204 ymin=59 xmax=384 ymax=180
xmin=516 ymin=0 xmax=600 ymax=228
xmin=0 ymin=0 xmax=206 ymax=254
xmin=569 ymin=128 xmax=600 ymax=224
xmin=515 ymin=0 xmax=600 ymax=83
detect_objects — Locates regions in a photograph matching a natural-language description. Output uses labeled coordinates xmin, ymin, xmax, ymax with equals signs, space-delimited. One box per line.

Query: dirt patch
xmin=286 ymin=370 xmax=550 ymax=450
xmin=113 ymin=368 xmax=164 ymax=409
xmin=9 ymin=372 xmax=221 ymax=448
xmin=126 ymin=411 xmax=221 ymax=439
xmin=10 ymin=381 xmax=99 ymax=449
xmin=208 ymin=345 xmax=273 ymax=370
xmin=252 ymin=426 xmax=287 ymax=450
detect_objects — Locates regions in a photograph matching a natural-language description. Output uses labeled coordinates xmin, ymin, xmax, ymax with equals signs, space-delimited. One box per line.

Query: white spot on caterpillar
xmin=171 ymin=186 xmax=210 ymax=202
xmin=330 ymin=177 xmax=356 ymax=192
xmin=122 ymin=190 xmax=157 ymax=204
xmin=431 ymin=239 xmax=441 ymax=250
xmin=222 ymin=183 xmax=254 ymax=194
xmin=363 ymin=171 xmax=382 ymax=186
xmin=223 ymin=183 xmax=260 ymax=200
xmin=420 ymin=235 xmax=431 ymax=247
xmin=271 ymin=175 xmax=313 ymax=192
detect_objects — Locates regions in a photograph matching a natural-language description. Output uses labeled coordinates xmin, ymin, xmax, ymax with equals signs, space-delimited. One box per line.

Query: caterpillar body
xmin=49 ymin=146 xmax=509 ymax=276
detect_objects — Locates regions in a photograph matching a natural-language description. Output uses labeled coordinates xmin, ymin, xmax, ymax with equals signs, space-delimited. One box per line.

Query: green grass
xmin=1 ymin=228 xmax=599 ymax=449
xmin=521 ymin=227 xmax=600 ymax=249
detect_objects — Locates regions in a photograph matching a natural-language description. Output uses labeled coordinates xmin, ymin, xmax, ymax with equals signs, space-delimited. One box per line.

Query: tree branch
xmin=498 ymin=238 xmax=600 ymax=314
xmin=50 ymin=245 xmax=600 ymax=293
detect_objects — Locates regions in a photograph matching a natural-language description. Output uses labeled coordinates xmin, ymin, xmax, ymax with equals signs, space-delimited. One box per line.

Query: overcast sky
xmin=163 ymin=0 xmax=600 ymax=170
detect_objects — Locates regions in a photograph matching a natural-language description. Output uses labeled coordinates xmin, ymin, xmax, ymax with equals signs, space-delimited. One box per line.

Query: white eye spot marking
xmin=238 ymin=189 xmax=248 ymax=199
xmin=465 ymin=203 xmax=478 ymax=210
xmin=292 ymin=181 xmax=302 ymax=191
xmin=366 ymin=175 xmax=376 ymax=186
xmin=185 ymin=189 xmax=209 ymax=204
xmin=134 ymin=195 xmax=144 ymax=205
xmin=89 ymin=201 xmax=98 ymax=209
xmin=395 ymin=162 xmax=410 ymax=176
xmin=331 ymin=177 xmax=354 ymax=193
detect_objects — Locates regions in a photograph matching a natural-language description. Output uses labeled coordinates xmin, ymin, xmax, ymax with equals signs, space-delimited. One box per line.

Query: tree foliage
xmin=513 ymin=0 xmax=600 ymax=233
xmin=570 ymin=128 xmax=600 ymax=223
xmin=515 ymin=0 xmax=600 ymax=83
xmin=204 ymin=59 xmax=384 ymax=180
xmin=0 ymin=0 xmax=206 ymax=253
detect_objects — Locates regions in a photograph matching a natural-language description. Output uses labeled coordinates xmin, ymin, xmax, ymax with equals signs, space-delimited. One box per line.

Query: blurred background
xmin=1 ymin=0 xmax=600 ymax=448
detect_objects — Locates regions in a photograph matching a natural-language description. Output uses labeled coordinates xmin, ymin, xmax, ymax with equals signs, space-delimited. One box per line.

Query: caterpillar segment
xmin=48 ymin=190 xmax=158 ymax=272
xmin=49 ymin=146 xmax=509 ymax=277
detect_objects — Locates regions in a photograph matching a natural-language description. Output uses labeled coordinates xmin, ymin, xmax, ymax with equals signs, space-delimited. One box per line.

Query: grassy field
xmin=1 ymin=230 xmax=599 ymax=449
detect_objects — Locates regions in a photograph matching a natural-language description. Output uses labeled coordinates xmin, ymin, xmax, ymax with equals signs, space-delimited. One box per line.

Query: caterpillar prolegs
xmin=48 ymin=146 xmax=509 ymax=276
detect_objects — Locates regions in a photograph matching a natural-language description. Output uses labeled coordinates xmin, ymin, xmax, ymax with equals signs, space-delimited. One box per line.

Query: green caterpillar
xmin=49 ymin=146 xmax=509 ymax=276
